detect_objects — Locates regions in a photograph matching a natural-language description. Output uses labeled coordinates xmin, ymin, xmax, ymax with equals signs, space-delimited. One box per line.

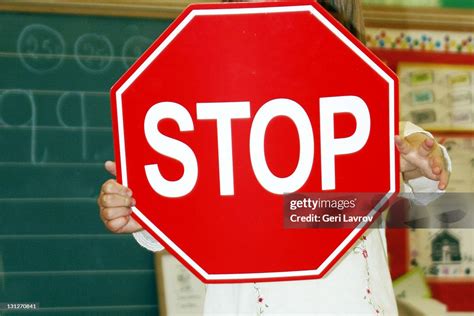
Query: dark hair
xmin=317 ymin=0 xmax=365 ymax=42
xmin=222 ymin=0 xmax=365 ymax=42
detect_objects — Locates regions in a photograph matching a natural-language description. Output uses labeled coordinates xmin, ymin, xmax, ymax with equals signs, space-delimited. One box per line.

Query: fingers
xmin=396 ymin=135 xmax=420 ymax=173
xmin=429 ymin=155 xmax=449 ymax=190
xmin=105 ymin=216 xmax=130 ymax=233
xmin=395 ymin=135 xmax=411 ymax=155
xmin=101 ymin=179 xmax=132 ymax=196
xmin=98 ymin=179 xmax=135 ymax=228
xmin=429 ymin=155 xmax=443 ymax=176
xmin=106 ymin=216 xmax=143 ymax=234
xmin=105 ymin=161 xmax=116 ymax=176
xmin=99 ymin=193 xmax=135 ymax=208
xmin=438 ymin=168 xmax=449 ymax=190
xmin=98 ymin=194 xmax=141 ymax=233
xmin=101 ymin=207 xmax=131 ymax=221
xmin=417 ymin=137 xmax=435 ymax=157
xmin=98 ymin=163 xmax=143 ymax=233
xmin=98 ymin=193 xmax=139 ymax=233
xmin=397 ymin=133 xmax=450 ymax=190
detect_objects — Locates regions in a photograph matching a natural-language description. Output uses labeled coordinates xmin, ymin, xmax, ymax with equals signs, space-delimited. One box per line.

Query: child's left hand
xmin=395 ymin=133 xmax=449 ymax=190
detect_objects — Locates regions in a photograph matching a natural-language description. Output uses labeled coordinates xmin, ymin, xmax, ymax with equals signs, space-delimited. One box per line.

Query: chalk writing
xmin=17 ymin=24 xmax=65 ymax=73
xmin=121 ymin=35 xmax=152 ymax=68
xmin=74 ymin=33 xmax=114 ymax=73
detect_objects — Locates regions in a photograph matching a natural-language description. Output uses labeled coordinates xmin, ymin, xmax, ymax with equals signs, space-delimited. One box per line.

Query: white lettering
xmin=249 ymin=98 xmax=314 ymax=194
xmin=144 ymin=102 xmax=198 ymax=198
xmin=319 ymin=96 xmax=370 ymax=190
xmin=196 ymin=102 xmax=250 ymax=196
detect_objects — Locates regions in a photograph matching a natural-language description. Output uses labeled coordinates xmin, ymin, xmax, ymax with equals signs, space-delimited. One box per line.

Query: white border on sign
xmin=115 ymin=5 xmax=396 ymax=281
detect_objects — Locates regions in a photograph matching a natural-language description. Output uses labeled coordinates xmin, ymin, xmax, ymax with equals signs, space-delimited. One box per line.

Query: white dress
xmin=132 ymin=122 xmax=451 ymax=315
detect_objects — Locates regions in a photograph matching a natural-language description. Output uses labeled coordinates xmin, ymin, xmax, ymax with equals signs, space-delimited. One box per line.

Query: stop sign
xmin=110 ymin=1 xmax=399 ymax=283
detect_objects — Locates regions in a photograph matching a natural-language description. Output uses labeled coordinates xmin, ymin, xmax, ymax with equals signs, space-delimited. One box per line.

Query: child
xmin=98 ymin=1 xmax=450 ymax=314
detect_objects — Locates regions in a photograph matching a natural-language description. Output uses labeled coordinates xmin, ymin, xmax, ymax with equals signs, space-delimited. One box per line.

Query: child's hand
xmin=97 ymin=161 xmax=143 ymax=233
xmin=395 ymin=133 xmax=449 ymax=190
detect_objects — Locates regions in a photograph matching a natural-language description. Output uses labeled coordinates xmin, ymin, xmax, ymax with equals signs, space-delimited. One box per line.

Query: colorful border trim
xmin=366 ymin=28 xmax=474 ymax=54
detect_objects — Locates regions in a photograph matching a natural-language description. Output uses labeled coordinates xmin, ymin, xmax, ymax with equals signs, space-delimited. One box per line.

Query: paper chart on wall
xmin=399 ymin=63 xmax=474 ymax=131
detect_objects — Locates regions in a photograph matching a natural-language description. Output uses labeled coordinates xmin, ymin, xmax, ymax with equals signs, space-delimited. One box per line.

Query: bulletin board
xmin=398 ymin=63 xmax=473 ymax=132
xmin=364 ymin=4 xmax=474 ymax=311
xmin=365 ymin=5 xmax=474 ymax=310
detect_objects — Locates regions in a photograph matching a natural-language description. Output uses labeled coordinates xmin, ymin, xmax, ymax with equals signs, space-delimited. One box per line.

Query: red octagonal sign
xmin=111 ymin=1 xmax=399 ymax=283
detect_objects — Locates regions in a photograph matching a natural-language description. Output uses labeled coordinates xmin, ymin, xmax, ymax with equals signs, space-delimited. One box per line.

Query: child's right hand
xmin=97 ymin=161 xmax=143 ymax=233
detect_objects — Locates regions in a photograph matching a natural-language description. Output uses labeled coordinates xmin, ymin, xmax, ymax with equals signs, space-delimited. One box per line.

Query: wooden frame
xmin=363 ymin=5 xmax=474 ymax=32
xmin=1 ymin=1 xmax=473 ymax=31
xmin=0 ymin=0 xmax=215 ymax=18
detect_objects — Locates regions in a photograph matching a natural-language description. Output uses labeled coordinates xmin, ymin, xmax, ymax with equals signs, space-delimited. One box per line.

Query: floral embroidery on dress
xmin=254 ymin=283 xmax=269 ymax=315
xmin=354 ymin=235 xmax=384 ymax=315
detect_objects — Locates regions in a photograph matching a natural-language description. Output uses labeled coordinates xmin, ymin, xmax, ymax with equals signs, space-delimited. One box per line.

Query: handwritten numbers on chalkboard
xmin=74 ymin=34 xmax=114 ymax=73
xmin=6 ymin=20 xmax=165 ymax=164
xmin=17 ymin=24 xmax=65 ymax=73
xmin=16 ymin=24 xmax=152 ymax=74
xmin=121 ymin=35 xmax=152 ymax=68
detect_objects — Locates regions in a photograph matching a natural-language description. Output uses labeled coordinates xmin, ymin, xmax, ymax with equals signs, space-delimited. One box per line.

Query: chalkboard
xmin=0 ymin=10 xmax=172 ymax=315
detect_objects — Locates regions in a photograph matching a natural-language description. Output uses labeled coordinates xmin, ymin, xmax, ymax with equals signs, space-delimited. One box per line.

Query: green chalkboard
xmin=0 ymin=9 xmax=172 ymax=315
